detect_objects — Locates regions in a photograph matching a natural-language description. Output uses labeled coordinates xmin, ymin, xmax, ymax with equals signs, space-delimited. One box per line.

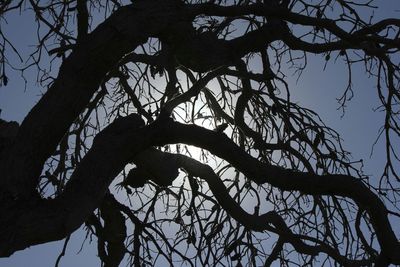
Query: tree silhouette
xmin=1 ymin=0 xmax=400 ymax=266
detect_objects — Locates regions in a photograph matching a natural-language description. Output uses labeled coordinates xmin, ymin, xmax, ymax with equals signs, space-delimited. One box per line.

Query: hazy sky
xmin=0 ymin=1 xmax=399 ymax=266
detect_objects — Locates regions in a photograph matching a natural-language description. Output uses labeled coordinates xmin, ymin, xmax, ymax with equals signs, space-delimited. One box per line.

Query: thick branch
xmin=1 ymin=116 xmax=398 ymax=264
xmin=150 ymin=119 xmax=400 ymax=264
xmin=143 ymin=150 xmax=370 ymax=265
xmin=0 ymin=0 xmax=186 ymax=198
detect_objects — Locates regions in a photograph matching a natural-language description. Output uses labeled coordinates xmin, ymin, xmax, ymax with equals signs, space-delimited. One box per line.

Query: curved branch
xmin=147 ymin=150 xmax=372 ymax=265
xmin=154 ymin=119 xmax=399 ymax=264
xmin=1 ymin=115 xmax=398 ymax=264
xmin=0 ymin=0 xmax=187 ymax=198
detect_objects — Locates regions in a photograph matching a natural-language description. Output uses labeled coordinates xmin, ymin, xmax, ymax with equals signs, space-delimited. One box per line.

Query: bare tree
xmin=1 ymin=0 xmax=400 ymax=266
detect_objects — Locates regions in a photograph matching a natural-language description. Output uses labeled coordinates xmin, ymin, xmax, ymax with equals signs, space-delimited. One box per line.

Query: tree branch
xmin=1 ymin=115 xmax=398 ymax=264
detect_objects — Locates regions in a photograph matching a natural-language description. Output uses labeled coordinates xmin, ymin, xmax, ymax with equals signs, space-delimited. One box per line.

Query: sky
xmin=0 ymin=0 xmax=399 ymax=266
